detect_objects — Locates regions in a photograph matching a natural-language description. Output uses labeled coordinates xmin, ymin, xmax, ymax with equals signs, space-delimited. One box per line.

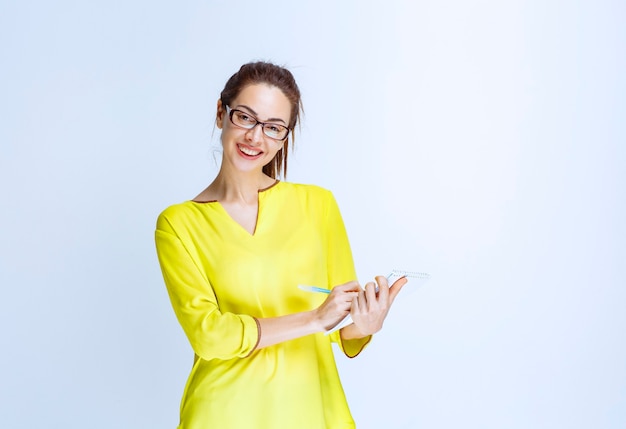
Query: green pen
xmin=298 ymin=285 xmax=331 ymax=294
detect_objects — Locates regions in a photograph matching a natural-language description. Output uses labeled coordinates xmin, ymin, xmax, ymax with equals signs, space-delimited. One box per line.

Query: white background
xmin=1 ymin=1 xmax=624 ymax=428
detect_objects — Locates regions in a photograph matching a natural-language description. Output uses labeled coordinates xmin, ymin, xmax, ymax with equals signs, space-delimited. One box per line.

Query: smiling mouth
xmin=238 ymin=144 xmax=262 ymax=157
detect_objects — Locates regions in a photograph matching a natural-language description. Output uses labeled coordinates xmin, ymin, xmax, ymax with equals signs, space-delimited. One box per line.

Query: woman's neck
xmin=198 ymin=168 xmax=276 ymax=204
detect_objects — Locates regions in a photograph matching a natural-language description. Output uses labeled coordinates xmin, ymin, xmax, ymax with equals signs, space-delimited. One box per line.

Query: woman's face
xmin=217 ymin=83 xmax=291 ymax=175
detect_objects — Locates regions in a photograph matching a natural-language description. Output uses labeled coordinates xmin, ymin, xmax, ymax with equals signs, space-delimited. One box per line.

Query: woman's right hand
xmin=314 ymin=281 xmax=361 ymax=331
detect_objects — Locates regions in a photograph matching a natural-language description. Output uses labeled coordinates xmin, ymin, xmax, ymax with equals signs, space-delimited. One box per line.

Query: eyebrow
xmin=234 ymin=104 xmax=287 ymax=125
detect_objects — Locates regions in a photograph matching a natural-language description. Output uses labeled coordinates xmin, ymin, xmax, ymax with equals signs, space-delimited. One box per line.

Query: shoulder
xmin=274 ymin=182 xmax=342 ymax=221
xmin=155 ymin=201 xmax=203 ymax=233
xmin=275 ymin=181 xmax=335 ymax=202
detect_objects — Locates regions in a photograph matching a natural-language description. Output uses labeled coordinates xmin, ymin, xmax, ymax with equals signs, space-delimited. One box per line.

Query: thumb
xmin=388 ymin=276 xmax=408 ymax=303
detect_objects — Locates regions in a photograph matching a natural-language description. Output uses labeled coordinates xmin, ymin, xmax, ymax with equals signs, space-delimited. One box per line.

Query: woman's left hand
xmin=349 ymin=275 xmax=408 ymax=336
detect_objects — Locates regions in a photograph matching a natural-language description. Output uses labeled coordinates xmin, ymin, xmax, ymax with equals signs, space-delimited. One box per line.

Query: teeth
xmin=239 ymin=145 xmax=261 ymax=156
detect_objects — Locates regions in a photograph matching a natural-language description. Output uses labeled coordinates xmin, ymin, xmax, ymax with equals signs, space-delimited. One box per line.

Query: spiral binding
xmin=388 ymin=269 xmax=431 ymax=280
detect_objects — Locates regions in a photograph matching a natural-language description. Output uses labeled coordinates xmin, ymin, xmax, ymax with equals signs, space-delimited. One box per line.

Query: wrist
xmin=340 ymin=323 xmax=369 ymax=340
xmin=308 ymin=309 xmax=326 ymax=333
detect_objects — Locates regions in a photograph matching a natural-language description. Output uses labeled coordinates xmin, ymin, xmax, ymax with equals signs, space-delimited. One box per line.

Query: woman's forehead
xmin=232 ymin=84 xmax=291 ymax=122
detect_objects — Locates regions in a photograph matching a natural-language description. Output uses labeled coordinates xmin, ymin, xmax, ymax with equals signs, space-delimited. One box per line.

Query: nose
xmin=245 ymin=123 xmax=264 ymax=144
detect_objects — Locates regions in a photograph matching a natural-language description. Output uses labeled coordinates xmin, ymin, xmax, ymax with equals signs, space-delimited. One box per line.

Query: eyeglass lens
xmin=229 ymin=108 xmax=289 ymax=140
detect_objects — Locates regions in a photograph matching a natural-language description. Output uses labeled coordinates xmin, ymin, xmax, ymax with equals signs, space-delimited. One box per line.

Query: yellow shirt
xmin=155 ymin=181 xmax=371 ymax=429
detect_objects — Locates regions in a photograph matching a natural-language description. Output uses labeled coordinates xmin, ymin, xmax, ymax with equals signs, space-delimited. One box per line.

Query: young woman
xmin=155 ymin=61 xmax=407 ymax=429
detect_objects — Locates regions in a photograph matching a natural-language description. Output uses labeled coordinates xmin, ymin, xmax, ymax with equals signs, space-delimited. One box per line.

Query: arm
xmin=156 ymin=227 xmax=259 ymax=360
xmin=256 ymin=281 xmax=360 ymax=349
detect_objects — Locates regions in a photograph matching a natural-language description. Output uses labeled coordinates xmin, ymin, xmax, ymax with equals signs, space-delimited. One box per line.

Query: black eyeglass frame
xmin=225 ymin=105 xmax=290 ymax=141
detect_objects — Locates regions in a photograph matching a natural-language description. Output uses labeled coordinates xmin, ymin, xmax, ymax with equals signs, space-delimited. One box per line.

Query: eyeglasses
xmin=225 ymin=105 xmax=290 ymax=141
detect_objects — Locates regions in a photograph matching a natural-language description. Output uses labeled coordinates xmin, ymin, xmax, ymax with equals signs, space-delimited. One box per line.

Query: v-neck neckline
xmin=190 ymin=180 xmax=280 ymax=237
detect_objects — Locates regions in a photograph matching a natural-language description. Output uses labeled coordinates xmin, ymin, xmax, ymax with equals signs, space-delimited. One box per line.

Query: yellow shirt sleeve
xmin=155 ymin=213 xmax=260 ymax=360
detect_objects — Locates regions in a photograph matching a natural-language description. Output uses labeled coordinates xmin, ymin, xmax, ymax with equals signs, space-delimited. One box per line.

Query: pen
xmin=298 ymin=285 xmax=331 ymax=294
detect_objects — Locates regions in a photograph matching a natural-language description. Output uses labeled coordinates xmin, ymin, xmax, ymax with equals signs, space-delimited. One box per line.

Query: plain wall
xmin=1 ymin=1 xmax=624 ymax=428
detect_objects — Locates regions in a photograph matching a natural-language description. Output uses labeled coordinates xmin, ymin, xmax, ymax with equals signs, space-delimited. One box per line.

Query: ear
xmin=216 ymin=99 xmax=225 ymax=129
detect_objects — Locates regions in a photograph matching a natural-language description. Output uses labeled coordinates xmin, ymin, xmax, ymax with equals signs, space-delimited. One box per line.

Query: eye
xmin=235 ymin=111 xmax=256 ymax=124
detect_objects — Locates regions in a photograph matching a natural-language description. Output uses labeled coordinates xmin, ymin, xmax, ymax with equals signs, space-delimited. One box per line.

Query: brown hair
xmin=219 ymin=61 xmax=303 ymax=179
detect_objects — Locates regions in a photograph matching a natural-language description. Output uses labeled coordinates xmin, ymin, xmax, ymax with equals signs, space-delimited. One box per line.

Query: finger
xmin=375 ymin=275 xmax=390 ymax=300
xmin=335 ymin=281 xmax=360 ymax=293
xmin=351 ymin=293 xmax=361 ymax=315
xmin=364 ymin=281 xmax=377 ymax=310
xmin=331 ymin=282 xmax=359 ymax=301
xmin=388 ymin=276 xmax=408 ymax=303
